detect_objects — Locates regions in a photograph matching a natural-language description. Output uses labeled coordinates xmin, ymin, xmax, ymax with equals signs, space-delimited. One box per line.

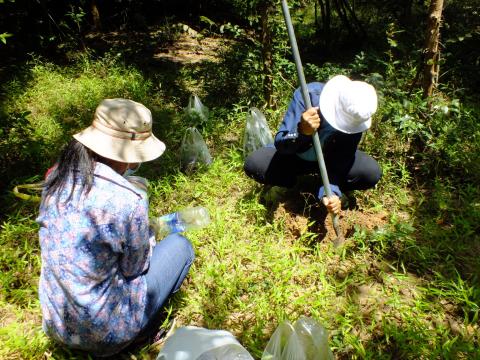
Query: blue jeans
xmin=138 ymin=233 xmax=194 ymax=338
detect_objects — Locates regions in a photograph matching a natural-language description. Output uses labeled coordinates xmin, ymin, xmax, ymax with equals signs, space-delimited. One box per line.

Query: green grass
xmin=1 ymin=52 xmax=479 ymax=359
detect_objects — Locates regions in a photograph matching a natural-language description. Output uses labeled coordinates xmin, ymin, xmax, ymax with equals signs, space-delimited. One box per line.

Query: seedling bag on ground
xmin=243 ymin=107 xmax=274 ymax=157
xmin=184 ymin=94 xmax=209 ymax=126
xmin=180 ymin=127 xmax=212 ymax=173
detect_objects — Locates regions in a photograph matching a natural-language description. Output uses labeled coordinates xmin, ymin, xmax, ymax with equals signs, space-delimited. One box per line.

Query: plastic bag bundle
xmin=156 ymin=326 xmax=254 ymax=360
xmin=243 ymin=107 xmax=274 ymax=157
xmin=262 ymin=317 xmax=333 ymax=360
xmin=180 ymin=127 xmax=212 ymax=173
xmin=185 ymin=94 xmax=209 ymax=126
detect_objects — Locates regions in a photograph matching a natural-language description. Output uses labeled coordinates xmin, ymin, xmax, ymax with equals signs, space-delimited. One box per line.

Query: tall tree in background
xmin=259 ymin=0 xmax=275 ymax=107
xmin=422 ymin=0 xmax=444 ymax=98
xmin=315 ymin=0 xmax=365 ymax=51
xmin=316 ymin=0 xmax=331 ymax=48
xmin=233 ymin=0 xmax=278 ymax=107
xmin=91 ymin=0 xmax=101 ymax=31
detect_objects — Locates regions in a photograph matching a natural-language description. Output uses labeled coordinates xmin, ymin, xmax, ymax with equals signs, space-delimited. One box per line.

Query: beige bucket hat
xmin=319 ymin=75 xmax=378 ymax=134
xmin=73 ymin=99 xmax=166 ymax=163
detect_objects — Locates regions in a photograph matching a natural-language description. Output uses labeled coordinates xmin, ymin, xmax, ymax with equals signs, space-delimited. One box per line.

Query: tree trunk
xmin=317 ymin=0 xmax=331 ymax=50
xmin=332 ymin=0 xmax=353 ymax=36
xmin=340 ymin=0 xmax=366 ymax=39
xmin=260 ymin=2 xmax=274 ymax=107
xmin=91 ymin=0 xmax=102 ymax=31
xmin=422 ymin=0 xmax=444 ymax=98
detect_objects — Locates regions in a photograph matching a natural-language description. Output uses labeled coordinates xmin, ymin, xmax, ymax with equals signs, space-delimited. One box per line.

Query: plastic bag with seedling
xmin=184 ymin=94 xmax=209 ymax=128
xmin=179 ymin=127 xmax=212 ymax=174
xmin=243 ymin=107 xmax=274 ymax=157
xmin=262 ymin=317 xmax=333 ymax=360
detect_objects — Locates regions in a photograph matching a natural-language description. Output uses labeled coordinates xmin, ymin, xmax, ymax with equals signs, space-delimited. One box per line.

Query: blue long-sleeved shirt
xmin=274 ymin=82 xmax=362 ymax=198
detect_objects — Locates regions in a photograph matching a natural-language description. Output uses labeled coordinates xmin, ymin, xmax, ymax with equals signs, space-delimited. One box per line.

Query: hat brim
xmin=73 ymin=126 xmax=166 ymax=163
xmin=319 ymin=75 xmax=371 ymax=134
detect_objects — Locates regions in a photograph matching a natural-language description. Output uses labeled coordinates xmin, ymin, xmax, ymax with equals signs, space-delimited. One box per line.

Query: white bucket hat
xmin=319 ymin=75 xmax=378 ymax=134
xmin=73 ymin=98 xmax=166 ymax=163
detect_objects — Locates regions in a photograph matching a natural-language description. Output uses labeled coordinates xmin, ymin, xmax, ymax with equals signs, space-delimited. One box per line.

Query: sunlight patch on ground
xmin=153 ymin=33 xmax=231 ymax=64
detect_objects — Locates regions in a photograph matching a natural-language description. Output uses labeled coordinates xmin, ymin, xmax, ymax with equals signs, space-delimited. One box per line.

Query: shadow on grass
xmin=406 ymin=181 xmax=479 ymax=320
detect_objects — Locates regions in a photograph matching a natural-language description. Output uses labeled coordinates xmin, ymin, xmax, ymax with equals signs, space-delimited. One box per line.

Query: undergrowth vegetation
xmin=1 ymin=19 xmax=479 ymax=360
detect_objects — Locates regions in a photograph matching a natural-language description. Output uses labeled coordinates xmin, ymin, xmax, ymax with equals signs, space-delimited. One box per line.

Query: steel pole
xmin=280 ymin=0 xmax=342 ymax=237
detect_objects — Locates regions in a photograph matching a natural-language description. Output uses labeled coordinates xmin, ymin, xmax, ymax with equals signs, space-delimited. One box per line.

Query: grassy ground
xmin=1 ymin=31 xmax=479 ymax=359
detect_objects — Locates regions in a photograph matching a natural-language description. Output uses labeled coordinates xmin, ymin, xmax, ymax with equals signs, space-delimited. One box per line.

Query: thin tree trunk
xmin=340 ymin=0 xmax=365 ymax=38
xmin=91 ymin=0 xmax=102 ymax=31
xmin=318 ymin=0 xmax=331 ymax=50
xmin=260 ymin=2 xmax=274 ymax=107
xmin=332 ymin=0 xmax=355 ymax=37
xmin=422 ymin=0 xmax=444 ymax=98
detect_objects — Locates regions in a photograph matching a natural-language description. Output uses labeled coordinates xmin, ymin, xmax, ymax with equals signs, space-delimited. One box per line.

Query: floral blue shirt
xmin=37 ymin=162 xmax=155 ymax=356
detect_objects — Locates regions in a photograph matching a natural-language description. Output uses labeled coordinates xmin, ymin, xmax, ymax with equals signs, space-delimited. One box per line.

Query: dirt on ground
xmin=85 ymin=23 xmax=231 ymax=65
xmin=153 ymin=32 xmax=231 ymax=64
xmin=264 ymin=184 xmax=390 ymax=246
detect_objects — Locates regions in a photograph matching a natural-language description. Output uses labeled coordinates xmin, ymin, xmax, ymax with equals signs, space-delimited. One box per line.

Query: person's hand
xmin=322 ymin=195 xmax=341 ymax=215
xmin=298 ymin=107 xmax=320 ymax=136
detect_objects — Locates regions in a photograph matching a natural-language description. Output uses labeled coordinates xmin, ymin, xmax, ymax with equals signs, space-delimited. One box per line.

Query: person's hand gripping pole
xmin=281 ymin=0 xmax=344 ymax=245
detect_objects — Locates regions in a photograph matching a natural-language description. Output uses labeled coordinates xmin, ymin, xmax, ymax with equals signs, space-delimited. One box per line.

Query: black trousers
xmin=244 ymin=147 xmax=381 ymax=193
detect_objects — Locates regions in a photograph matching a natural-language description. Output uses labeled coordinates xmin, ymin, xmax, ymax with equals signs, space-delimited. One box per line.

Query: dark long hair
xmin=43 ymin=138 xmax=98 ymax=204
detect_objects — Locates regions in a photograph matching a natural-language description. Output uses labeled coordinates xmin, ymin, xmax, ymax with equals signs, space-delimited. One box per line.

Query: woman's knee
xmin=162 ymin=233 xmax=195 ymax=263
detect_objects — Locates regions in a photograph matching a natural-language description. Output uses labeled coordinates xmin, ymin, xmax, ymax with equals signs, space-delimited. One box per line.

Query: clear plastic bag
xmin=262 ymin=317 xmax=333 ymax=360
xmin=262 ymin=321 xmax=296 ymax=360
xmin=184 ymin=94 xmax=209 ymax=127
xmin=156 ymin=326 xmax=253 ymax=360
xmin=180 ymin=127 xmax=213 ymax=173
xmin=243 ymin=107 xmax=274 ymax=157
xmin=197 ymin=344 xmax=254 ymax=360
xmin=293 ymin=317 xmax=333 ymax=360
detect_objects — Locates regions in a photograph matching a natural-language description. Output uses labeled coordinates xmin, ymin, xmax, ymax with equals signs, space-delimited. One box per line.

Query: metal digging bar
xmin=280 ymin=0 xmax=344 ymax=245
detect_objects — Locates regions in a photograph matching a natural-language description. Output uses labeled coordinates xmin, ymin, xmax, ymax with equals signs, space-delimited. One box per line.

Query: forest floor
xmin=0 ymin=23 xmax=479 ymax=360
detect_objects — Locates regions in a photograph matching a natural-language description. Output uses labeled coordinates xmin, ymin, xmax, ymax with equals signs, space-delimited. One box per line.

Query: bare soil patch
xmin=264 ymin=185 xmax=389 ymax=245
xmin=153 ymin=33 xmax=231 ymax=64
xmin=85 ymin=24 xmax=232 ymax=65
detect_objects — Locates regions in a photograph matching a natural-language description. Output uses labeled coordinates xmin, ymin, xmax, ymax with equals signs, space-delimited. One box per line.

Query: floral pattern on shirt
xmin=37 ymin=162 xmax=155 ymax=356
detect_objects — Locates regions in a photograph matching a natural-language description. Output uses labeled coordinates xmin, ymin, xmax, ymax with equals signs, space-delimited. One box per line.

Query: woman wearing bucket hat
xmin=37 ymin=99 xmax=195 ymax=356
xmin=244 ymin=75 xmax=382 ymax=213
